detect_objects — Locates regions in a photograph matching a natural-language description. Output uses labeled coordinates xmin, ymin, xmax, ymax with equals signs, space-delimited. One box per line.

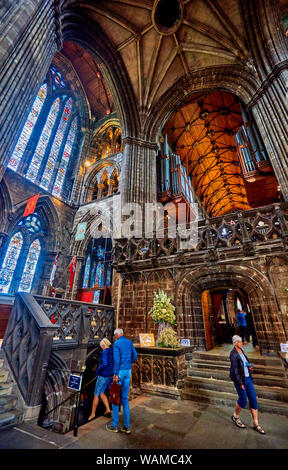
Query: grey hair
xmin=232 ymin=335 xmax=242 ymax=345
xmin=114 ymin=328 xmax=124 ymax=336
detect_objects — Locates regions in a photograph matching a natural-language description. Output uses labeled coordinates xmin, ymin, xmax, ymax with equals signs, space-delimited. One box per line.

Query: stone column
xmin=120 ymin=136 xmax=158 ymax=236
xmin=249 ymin=71 xmax=288 ymax=200
xmin=0 ymin=0 xmax=61 ymax=181
xmin=97 ymin=183 xmax=105 ymax=199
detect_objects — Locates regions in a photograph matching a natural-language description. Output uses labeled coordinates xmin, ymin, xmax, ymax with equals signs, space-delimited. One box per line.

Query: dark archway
xmin=176 ymin=263 xmax=286 ymax=355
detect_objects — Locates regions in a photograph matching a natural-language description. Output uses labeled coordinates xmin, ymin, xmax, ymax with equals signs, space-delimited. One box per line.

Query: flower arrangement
xmin=157 ymin=327 xmax=180 ymax=348
xmin=149 ymin=289 xmax=176 ymax=325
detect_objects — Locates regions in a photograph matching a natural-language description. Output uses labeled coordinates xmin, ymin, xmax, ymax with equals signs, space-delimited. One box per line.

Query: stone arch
xmin=0 ymin=177 xmax=12 ymax=233
xmin=176 ymin=263 xmax=286 ymax=355
xmin=144 ymin=64 xmax=260 ymax=142
xmin=39 ymin=352 xmax=70 ymax=431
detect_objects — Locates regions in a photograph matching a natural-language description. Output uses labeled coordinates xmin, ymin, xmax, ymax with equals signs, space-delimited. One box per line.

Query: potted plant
xmin=149 ymin=289 xmax=179 ymax=347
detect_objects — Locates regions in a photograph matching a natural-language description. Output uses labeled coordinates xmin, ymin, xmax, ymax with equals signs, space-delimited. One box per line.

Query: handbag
xmin=109 ymin=381 xmax=121 ymax=406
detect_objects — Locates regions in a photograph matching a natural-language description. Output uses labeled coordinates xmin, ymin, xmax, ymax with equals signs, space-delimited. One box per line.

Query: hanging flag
xmin=50 ymin=252 xmax=59 ymax=287
xmin=75 ymin=222 xmax=87 ymax=241
xmin=68 ymin=256 xmax=76 ymax=290
xmin=23 ymin=193 xmax=40 ymax=218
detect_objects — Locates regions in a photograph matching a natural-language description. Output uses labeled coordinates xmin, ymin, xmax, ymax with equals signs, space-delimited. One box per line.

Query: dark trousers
xmin=239 ymin=326 xmax=249 ymax=342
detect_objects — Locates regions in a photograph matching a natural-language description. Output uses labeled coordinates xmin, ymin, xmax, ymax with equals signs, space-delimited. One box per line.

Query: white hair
xmin=232 ymin=335 xmax=242 ymax=345
xmin=114 ymin=328 xmax=123 ymax=336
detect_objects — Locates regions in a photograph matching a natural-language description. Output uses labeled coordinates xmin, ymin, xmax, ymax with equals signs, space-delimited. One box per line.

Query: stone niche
xmin=131 ymin=346 xmax=192 ymax=399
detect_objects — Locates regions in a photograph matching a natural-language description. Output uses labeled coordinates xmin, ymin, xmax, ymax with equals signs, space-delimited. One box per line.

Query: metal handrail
xmin=39 ymin=374 xmax=97 ymax=436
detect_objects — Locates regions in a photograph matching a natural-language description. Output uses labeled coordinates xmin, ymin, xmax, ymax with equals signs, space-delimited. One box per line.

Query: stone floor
xmin=0 ymin=394 xmax=287 ymax=451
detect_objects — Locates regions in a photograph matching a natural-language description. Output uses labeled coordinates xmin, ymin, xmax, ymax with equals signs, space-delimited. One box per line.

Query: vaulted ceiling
xmin=62 ymin=0 xmax=252 ymax=113
xmin=164 ymin=90 xmax=251 ymax=217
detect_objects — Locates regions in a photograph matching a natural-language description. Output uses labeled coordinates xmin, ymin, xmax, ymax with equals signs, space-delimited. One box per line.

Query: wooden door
xmin=201 ymin=290 xmax=213 ymax=350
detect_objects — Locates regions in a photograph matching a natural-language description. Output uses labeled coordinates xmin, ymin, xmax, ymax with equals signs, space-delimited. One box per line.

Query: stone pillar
xmin=107 ymin=179 xmax=116 ymax=196
xmin=97 ymin=183 xmax=105 ymax=199
xmin=120 ymin=137 xmax=158 ymax=236
xmin=0 ymin=0 xmax=61 ymax=180
xmin=249 ymin=72 xmax=288 ymax=200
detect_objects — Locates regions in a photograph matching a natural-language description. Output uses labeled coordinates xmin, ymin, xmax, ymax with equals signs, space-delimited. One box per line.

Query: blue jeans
xmin=112 ymin=369 xmax=131 ymax=428
xmin=234 ymin=376 xmax=258 ymax=410
xmin=94 ymin=376 xmax=112 ymax=396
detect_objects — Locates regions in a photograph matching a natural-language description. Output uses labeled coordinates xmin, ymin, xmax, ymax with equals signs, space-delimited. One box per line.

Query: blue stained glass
xmin=41 ymin=98 xmax=73 ymax=190
xmin=8 ymin=84 xmax=47 ymax=171
xmin=18 ymin=214 xmax=42 ymax=233
xmin=105 ymin=264 xmax=112 ymax=286
xmin=95 ymin=262 xmax=105 ymax=287
xmin=26 ymin=98 xmax=60 ymax=183
xmin=0 ymin=232 xmax=23 ymax=294
xmin=18 ymin=239 xmax=41 ymax=293
xmin=93 ymin=290 xmax=100 ymax=304
xmin=52 ymin=117 xmax=78 ymax=196
xmin=50 ymin=65 xmax=66 ymax=88
xmin=90 ymin=261 xmax=96 ymax=287
xmin=82 ymin=255 xmax=91 ymax=288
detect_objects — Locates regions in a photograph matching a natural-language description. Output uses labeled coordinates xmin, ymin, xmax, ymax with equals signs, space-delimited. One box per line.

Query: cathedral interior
xmin=0 ymin=0 xmax=288 ymax=435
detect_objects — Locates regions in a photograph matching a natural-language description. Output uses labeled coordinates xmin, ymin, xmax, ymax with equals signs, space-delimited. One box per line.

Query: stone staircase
xmin=182 ymin=350 xmax=288 ymax=416
xmin=0 ymin=348 xmax=24 ymax=430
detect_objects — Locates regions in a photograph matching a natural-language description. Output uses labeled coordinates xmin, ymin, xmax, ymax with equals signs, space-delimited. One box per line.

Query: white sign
xmin=280 ymin=343 xmax=288 ymax=353
xmin=181 ymin=339 xmax=191 ymax=347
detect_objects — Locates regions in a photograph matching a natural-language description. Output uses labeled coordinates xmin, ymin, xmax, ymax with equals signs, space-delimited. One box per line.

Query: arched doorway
xmin=202 ymin=287 xmax=257 ymax=350
xmin=176 ymin=264 xmax=286 ymax=355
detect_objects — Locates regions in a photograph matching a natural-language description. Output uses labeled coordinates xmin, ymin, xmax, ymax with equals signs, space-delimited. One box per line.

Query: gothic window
xmin=80 ymin=238 xmax=112 ymax=304
xmin=82 ymin=255 xmax=91 ymax=288
xmin=0 ymin=232 xmax=23 ymax=294
xmin=18 ymin=239 xmax=41 ymax=293
xmin=0 ymin=214 xmax=44 ymax=294
xmin=7 ymin=65 xmax=80 ymax=200
xmin=8 ymin=84 xmax=48 ymax=172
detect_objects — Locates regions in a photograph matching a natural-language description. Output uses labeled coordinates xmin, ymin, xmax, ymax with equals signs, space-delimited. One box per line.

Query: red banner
xmin=68 ymin=256 xmax=76 ymax=290
xmin=23 ymin=193 xmax=40 ymax=218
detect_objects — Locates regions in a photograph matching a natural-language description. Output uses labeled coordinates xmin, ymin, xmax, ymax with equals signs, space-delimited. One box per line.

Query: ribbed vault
xmin=164 ymin=90 xmax=252 ymax=217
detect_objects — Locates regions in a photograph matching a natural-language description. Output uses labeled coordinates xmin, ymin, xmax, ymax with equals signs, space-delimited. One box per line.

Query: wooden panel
xmin=0 ymin=304 xmax=12 ymax=338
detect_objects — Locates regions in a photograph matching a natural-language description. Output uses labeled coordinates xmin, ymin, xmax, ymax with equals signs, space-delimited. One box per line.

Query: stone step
xmin=0 ymin=369 xmax=9 ymax=383
xmin=0 ymin=411 xmax=23 ymax=429
xmin=191 ymin=360 xmax=286 ymax=377
xmin=181 ymin=388 xmax=288 ymax=416
xmin=192 ymin=351 xmax=284 ymax=367
xmin=184 ymin=376 xmax=288 ymax=402
xmin=0 ymin=395 xmax=18 ymax=413
xmin=187 ymin=367 xmax=288 ymax=388
xmin=0 ymin=382 xmax=13 ymax=396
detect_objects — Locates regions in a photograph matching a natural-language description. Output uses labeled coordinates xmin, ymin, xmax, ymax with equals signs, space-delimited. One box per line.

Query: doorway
xmin=201 ymin=287 xmax=258 ymax=350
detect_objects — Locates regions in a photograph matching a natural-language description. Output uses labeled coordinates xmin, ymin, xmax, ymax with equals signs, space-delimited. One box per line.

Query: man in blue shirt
xmin=106 ymin=328 xmax=137 ymax=434
xmin=236 ymin=309 xmax=249 ymax=342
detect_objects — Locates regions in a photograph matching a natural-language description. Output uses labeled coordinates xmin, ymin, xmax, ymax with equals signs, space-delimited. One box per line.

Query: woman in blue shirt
xmin=88 ymin=338 xmax=113 ymax=421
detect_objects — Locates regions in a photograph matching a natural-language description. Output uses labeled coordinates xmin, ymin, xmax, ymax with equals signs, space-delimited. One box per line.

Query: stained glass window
xmin=50 ymin=65 xmax=66 ymax=89
xmin=40 ymin=98 xmax=73 ymax=190
xmin=95 ymin=262 xmax=105 ymax=287
xmin=90 ymin=260 xmax=96 ymax=287
xmin=18 ymin=214 xmax=42 ymax=233
xmin=26 ymin=98 xmax=60 ymax=183
xmin=52 ymin=117 xmax=78 ymax=196
xmin=93 ymin=290 xmax=101 ymax=304
xmin=82 ymin=255 xmax=91 ymax=288
xmin=8 ymin=84 xmax=48 ymax=171
xmin=18 ymin=239 xmax=41 ymax=293
xmin=0 ymin=232 xmax=23 ymax=294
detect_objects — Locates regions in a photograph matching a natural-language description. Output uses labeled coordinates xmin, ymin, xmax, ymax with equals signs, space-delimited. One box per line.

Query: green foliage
xmin=157 ymin=327 xmax=180 ymax=348
xmin=149 ymin=289 xmax=176 ymax=325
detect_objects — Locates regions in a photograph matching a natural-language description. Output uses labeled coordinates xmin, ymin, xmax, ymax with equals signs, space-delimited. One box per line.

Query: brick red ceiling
xmin=62 ymin=41 xmax=114 ymax=119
